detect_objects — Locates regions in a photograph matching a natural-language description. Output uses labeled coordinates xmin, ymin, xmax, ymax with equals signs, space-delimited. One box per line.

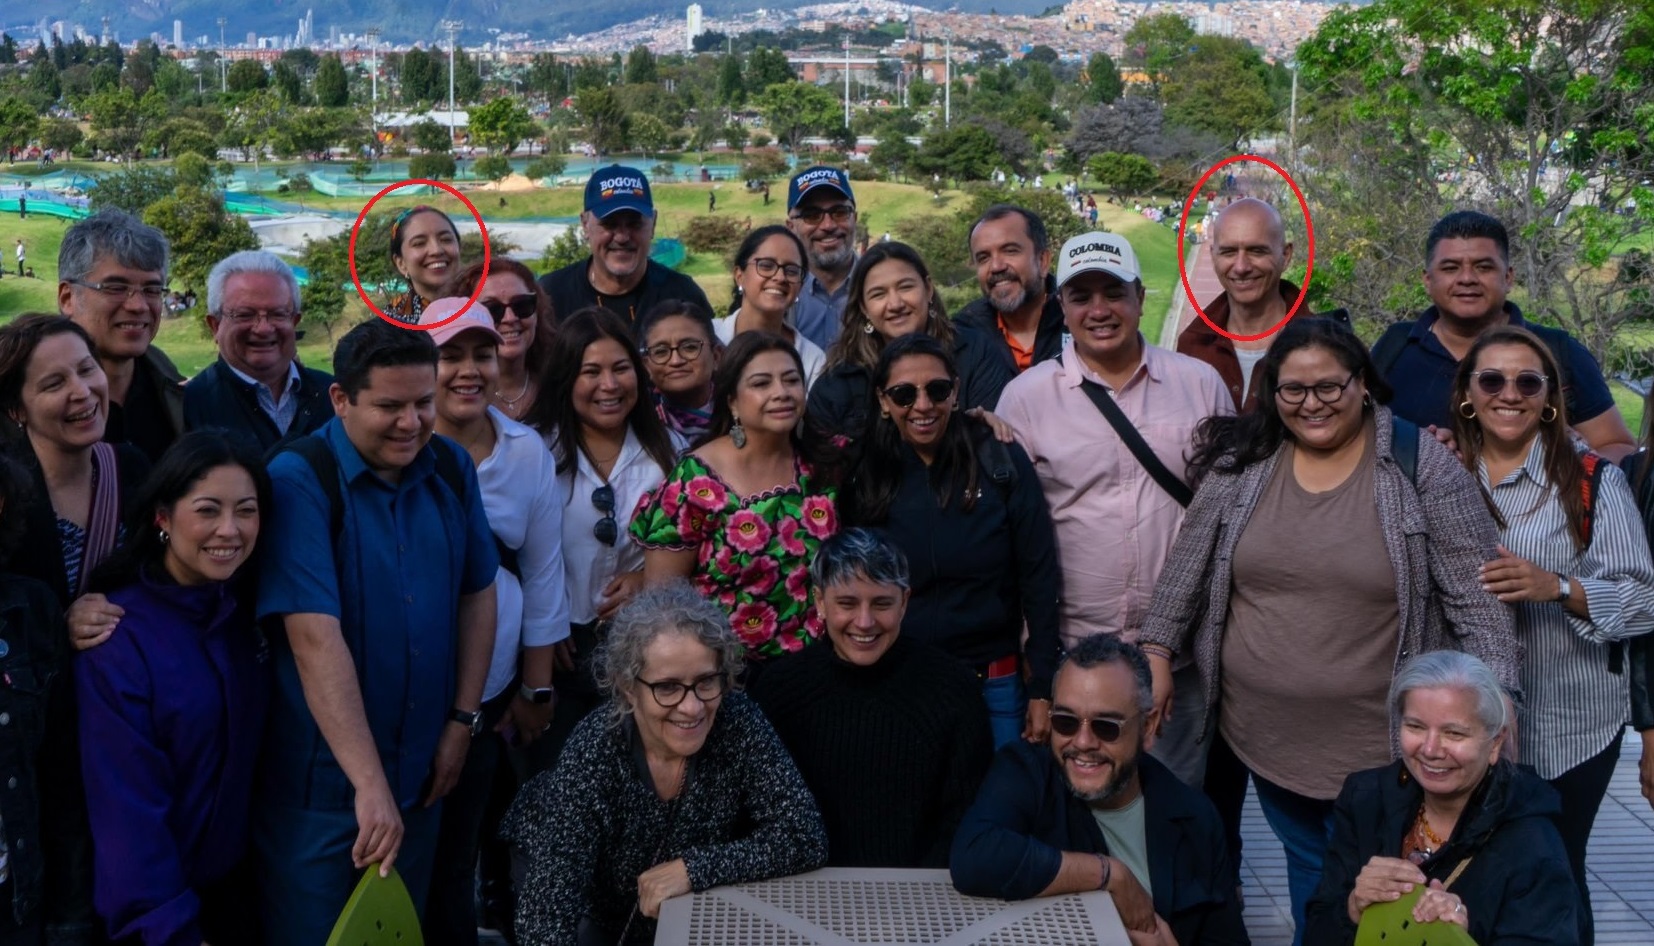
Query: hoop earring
xmin=862 ymin=321 xmax=876 ymax=335
xmin=731 ymin=417 xmax=747 ymax=449
xmin=1542 ymin=404 xmax=1557 ymax=423
xmin=1458 ymin=399 xmax=1476 ymax=420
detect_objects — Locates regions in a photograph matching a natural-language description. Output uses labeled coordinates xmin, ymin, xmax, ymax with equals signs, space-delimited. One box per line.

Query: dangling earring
xmin=862 ymin=321 xmax=876 ymax=335
xmin=1458 ymin=399 xmax=1476 ymax=419
xmin=1541 ymin=404 xmax=1557 ymax=423
xmin=731 ymin=417 xmax=747 ymax=449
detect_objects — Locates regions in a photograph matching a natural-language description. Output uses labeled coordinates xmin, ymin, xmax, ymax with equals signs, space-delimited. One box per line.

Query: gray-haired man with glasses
xmin=183 ymin=250 xmax=334 ymax=452
xmin=57 ymin=208 xmax=186 ymax=462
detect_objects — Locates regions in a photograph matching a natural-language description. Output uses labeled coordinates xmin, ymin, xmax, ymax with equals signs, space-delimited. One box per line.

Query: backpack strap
xmin=284 ymin=435 xmax=345 ymax=538
xmin=77 ymin=442 xmax=122 ymax=597
xmin=1577 ymin=451 xmax=1622 ymax=674
xmin=975 ymin=429 xmax=1018 ymax=505
xmin=1390 ymin=415 xmax=1420 ymax=487
xmin=1370 ymin=322 xmax=1413 ymax=379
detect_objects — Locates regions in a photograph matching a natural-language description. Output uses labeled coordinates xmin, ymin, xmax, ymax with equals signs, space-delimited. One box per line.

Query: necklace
xmin=1410 ymin=806 xmax=1446 ymax=863
xmin=494 ymin=376 xmax=531 ymax=413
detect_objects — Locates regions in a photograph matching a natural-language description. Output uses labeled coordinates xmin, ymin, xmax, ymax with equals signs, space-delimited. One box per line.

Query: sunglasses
xmin=478 ymin=294 xmax=538 ymax=323
xmin=592 ymin=483 xmax=617 ymax=547
xmin=790 ymin=204 xmax=855 ymax=225
xmin=1048 ymin=712 xmax=1138 ymax=743
xmin=1472 ymin=369 xmax=1548 ymax=399
xmin=882 ymin=379 xmax=955 ymax=409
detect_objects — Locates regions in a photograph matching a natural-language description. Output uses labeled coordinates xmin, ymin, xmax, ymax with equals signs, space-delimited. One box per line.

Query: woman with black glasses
xmin=710 ymin=226 xmax=826 ymax=390
xmin=526 ymin=307 xmax=681 ymax=768
xmin=441 ymin=258 xmax=555 ymax=423
xmin=639 ymin=300 xmax=720 ymax=444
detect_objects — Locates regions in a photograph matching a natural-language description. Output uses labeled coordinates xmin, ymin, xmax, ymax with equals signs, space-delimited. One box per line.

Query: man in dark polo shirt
xmin=536 ymin=165 xmax=712 ymax=329
xmin=1176 ymin=197 xmax=1340 ymax=413
xmin=184 ymin=250 xmax=333 ymax=452
xmin=954 ymin=204 xmax=1067 ymax=373
xmin=56 ymin=209 xmax=185 ymax=463
xmin=1372 ymin=209 xmax=1636 ymax=461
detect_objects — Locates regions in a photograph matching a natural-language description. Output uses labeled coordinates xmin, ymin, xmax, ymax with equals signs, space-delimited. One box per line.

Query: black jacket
xmin=951 ymin=744 xmax=1249 ymax=945
xmin=4 ymin=443 xmax=149 ymax=608
xmin=0 ymin=573 xmax=95 ymax=942
xmin=952 ymin=275 xmax=1066 ymax=371
xmin=1618 ymin=452 xmax=1654 ymax=730
xmin=805 ymin=325 xmax=1018 ymax=440
xmin=537 ymin=256 xmax=712 ymax=331
xmin=1304 ymin=760 xmax=1580 ymax=946
xmin=183 ymin=358 xmax=335 ymax=454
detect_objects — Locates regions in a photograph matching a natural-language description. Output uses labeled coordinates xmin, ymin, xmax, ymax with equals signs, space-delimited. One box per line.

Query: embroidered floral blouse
xmin=630 ymin=454 xmax=838 ymax=658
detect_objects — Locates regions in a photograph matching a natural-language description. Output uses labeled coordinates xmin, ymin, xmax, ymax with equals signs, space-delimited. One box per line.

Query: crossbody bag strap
xmin=1071 ymin=356 xmax=1193 ymax=507
xmin=78 ymin=442 xmax=122 ymax=596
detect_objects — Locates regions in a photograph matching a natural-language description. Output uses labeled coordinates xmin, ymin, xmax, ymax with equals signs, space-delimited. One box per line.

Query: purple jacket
xmin=74 ymin=571 xmax=271 ymax=946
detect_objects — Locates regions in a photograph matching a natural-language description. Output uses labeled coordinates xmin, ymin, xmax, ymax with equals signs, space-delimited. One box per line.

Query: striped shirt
xmin=1480 ymin=440 xmax=1654 ymax=778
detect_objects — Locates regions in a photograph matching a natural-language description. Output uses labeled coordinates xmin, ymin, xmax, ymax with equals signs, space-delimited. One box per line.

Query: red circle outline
xmin=1175 ymin=155 xmax=1316 ymax=343
xmin=348 ymin=179 xmax=492 ymax=331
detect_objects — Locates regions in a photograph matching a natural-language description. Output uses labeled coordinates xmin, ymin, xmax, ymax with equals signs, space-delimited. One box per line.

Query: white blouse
xmin=711 ymin=309 xmax=827 ymax=391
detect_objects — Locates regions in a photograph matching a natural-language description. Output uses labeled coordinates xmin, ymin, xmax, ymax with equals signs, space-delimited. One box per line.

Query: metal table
xmin=655 ymin=867 xmax=1131 ymax=945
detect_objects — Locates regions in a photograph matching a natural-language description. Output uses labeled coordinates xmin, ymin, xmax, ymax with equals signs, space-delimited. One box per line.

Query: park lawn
xmin=1091 ymin=203 xmax=1180 ymax=344
xmin=0 ymin=216 xmax=77 ymax=317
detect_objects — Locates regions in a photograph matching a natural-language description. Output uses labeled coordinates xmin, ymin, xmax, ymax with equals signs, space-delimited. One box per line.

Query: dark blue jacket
xmin=1304 ymin=759 xmax=1580 ymax=946
xmin=952 ymin=274 xmax=1067 ymax=371
xmin=74 ymin=572 xmax=271 ymax=946
xmin=182 ymin=358 xmax=335 ymax=455
xmin=951 ymin=742 xmax=1249 ymax=945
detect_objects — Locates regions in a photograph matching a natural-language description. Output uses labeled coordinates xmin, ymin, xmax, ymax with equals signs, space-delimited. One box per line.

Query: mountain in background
xmin=6 ymin=0 xmax=1058 ymax=47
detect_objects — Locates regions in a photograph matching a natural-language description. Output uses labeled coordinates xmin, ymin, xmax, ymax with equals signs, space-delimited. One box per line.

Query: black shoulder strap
xmin=1370 ymin=322 xmax=1413 ymax=378
xmin=974 ymin=428 xmax=1018 ymax=503
xmin=1073 ymin=364 xmax=1192 ymax=507
xmin=1391 ymin=415 xmax=1420 ymax=486
xmin=284 ymin=435 xmax=344 ymax=538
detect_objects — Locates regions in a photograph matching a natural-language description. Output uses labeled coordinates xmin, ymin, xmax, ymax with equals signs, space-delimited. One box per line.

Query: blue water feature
xmin=291 ymin=237 xmax=685 ymax=287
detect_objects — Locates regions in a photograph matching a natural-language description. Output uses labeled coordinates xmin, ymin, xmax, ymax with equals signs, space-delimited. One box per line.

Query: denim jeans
xmin=982 ymin=673 xmax=1028 ymax=750
xmin=1251 ymin=773 xmax=1336 ymax=946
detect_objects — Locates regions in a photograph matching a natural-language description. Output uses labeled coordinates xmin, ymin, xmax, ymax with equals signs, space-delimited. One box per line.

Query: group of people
xmin=0 ymin=156 xmax=1650 ymax=946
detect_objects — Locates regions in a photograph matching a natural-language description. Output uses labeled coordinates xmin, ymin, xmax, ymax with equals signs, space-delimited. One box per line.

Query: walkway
xmin=1157 ymin=234 xmax=1225 ymax=349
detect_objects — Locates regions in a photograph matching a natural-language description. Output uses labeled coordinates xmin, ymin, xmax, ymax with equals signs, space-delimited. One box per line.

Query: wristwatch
xmin=1555 ymin=573 xmax=1572 ymax=602
xmin=448 ymin=707 xmax=484 ymax=737
xmin=519 ymin=684 xmax=555 ymax=705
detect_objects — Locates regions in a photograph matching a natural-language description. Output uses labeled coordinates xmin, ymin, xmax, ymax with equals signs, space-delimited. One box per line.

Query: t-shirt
xmin=1220 ymin=425 xmax=1398 ymax=800
xmin=537 ymin=256 xmax=713 ymax=331
xmin=1091 ymin=794 xmax=1153 ymax=899
xmin=1235 ymin=347 xmax=1268 ymax=403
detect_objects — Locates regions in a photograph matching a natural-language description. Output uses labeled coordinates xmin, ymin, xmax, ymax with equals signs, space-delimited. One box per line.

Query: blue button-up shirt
xmin=224 ymin=359 xmax=303 ymax=434
xmin=792 ymin=269 xmax=853 ymax=352
xmin=256 ymin=419 xmax=498 ymax=809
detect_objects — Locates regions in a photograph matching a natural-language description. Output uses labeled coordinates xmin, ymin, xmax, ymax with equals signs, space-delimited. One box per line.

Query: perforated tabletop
xmin=654 ymin=867 xmax=1132 ymax=945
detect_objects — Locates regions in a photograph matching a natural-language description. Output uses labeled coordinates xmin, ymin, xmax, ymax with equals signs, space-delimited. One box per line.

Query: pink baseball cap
xmin=422 ymin=297 xmax=503 ymax=347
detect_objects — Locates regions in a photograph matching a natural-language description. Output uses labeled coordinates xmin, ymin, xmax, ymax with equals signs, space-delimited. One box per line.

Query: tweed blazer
xmin=1139 ymin=406 xmax=1521 ymax=741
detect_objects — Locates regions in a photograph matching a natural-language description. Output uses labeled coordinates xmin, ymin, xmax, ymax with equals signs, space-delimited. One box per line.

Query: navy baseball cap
xmin=787 ymin=166 xmax=855 ymax=211
xmin=584 ymin=165 xmax=654 ymax=218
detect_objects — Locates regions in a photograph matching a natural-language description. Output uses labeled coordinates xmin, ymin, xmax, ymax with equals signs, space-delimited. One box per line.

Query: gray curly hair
xmin=593 ymin=580 xmax=746 ymax=728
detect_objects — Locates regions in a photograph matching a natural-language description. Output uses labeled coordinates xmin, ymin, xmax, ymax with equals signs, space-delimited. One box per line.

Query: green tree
xmin=525 ymin=54 xmax=568 ymax=100
xmin=915 ymin=124 xmax=1000 ymax=181
xmin=147 ymin=117 xmax=219 ymax=160
xmin=758 ymin=81 xmax=839 ymax=151
xmin=173 ymin=152 xmax=213 ymax=187
xmin=869 ymin=133 xmax=917 ymax=180
xmin=411 ymin=118 xmax=453 ymax=153
xmin=152 ymin=57 xmax=194 ymax=102
xmin=1084 ymin=52 xmax=1124 ymax=104
xmin=1162 ymin=36 xmax=1275 ymax=147
xmin=40 ymin=119 xmax=82 ymax=154
xmin=717 ymin=54 xmax=746 ymax=107
xmin=631 ymin=112 xmax=670 ymax=156
xmin=84 ymin=86 xmax=166 ymax=157
xmin=1122 ymin=13 xmax=1196 ymax=98
xmin=625 ymin=45 xmax=659 ymax=85
xmin=747 ymin=47 xmax=795 ymax=91
xmin=1088 ymin=152 xmax=1158 ymax=200
xmin=399 ymin=48 xmax=441 ymax=103
xmin=296 ymin=233 xmax=354 ymax=343
xmin=538 ymin=227 xmax=586 ymax=272
xmin=349 ymin=158 xmax=372 ymax=182
xmin=468 ymin=97 xmax=538 ymax=154
xmin=272 ymin=60 xmax=305 ymax=104
xmin=409 ymin=152 xmax=457 ymax=181
xmin=89 ymin=164 xmax=179 ymax=214
xmin=0 ymin=98 xmax=39 ymax=154
xmin=315 ymin=55 xmax=350 ymax=107
xmin=219 ymin=90 xmax=283 ymax=169
xmin=574 ymin=87 xmax=629 ymax=156
xmin=723 ymin=121 xmax=749 ymax=153
xmin=524 ymin=155 xmax=568 ymax=180
xmin=474 ymin=153 xmax=512 ymax=181
xmin=226 ymin=58 xmax=269 ymax=94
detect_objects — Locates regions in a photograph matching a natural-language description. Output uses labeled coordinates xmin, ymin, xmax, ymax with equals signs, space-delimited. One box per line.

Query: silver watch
xmin=1556 ymin=573 xmax=1572 ymax=602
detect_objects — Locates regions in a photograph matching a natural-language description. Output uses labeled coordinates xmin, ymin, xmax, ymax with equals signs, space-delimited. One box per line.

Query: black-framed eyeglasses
xmin=745 ymin=257 xmax=804 ymax=281
xmin=634 ymin=671 xmax=730 ymax=707
xmin=592 ymin=483 xmax=618 ymax=547
xmin=789 ymin=204 xmax=855 ymax=225
xmin=1049 ymin=711 xmax=1139 ymax=743
xmin=218 ymin=308 xmax=297 ymax=326
xmin=1275 ymin=374 xmax=1356 ymax=405
xmin=67 ymin=278 xmax=167 ymax=303
xmin=479 ymin=294 xmax=538 ymax=324
xmin=883 ymin=379 xmax=955 ymax=409
xmin=644 ymin=339 xmax=707 ymax=365
xmin=1472 ymin=369 xmax=1548 ymax=399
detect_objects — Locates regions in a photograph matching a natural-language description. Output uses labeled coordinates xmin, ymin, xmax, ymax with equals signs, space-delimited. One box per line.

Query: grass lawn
xmin=1089 ymin=203 xmax=1181 ymax=343
xmin=0 ymin=215 xmax=77 ymax=316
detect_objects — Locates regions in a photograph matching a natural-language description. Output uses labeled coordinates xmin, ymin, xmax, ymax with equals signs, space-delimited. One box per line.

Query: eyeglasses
xmin=68 ymin=278 xmax=167 ymax=303
xmin=218 ymin=309 xmax=297 ymax=326
xmin=634 ymin=671 xmax=730 ymax=708
xmin=883 ymin=379 xmax=956 ymax=408
xmin=1472 ymin=369 xmax=1548 ymax=399
xmin=1275 ymin=374 xmax=1356 ymax=405
xmin=479 ymin=294 xmax=538 ymax=323
xmin=1049 ymin=711 xmax=1139 ymax=743
xmin=789 ymin=204 xmax=855 ymax=225
xmin=644 ymin=339 xmax=707 ymax=365
xmin=745 ymin=257 xmax=804 ymax=281
xmin=592 ymin=483 xmax=617 ymax=547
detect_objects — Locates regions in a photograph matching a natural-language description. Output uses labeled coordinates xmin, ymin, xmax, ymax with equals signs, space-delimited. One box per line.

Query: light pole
xmin=366 ymin=28 xmax=380 ymax=159
xmin=217 ymin=18 xmax=227 ymax=93
xmin=944 ymin=32 xmax=951 ymax=128
xmin=440 ymin=20 xmax=464 ymax=143
xmin=843 ymin=39 xmax=851 ymax=130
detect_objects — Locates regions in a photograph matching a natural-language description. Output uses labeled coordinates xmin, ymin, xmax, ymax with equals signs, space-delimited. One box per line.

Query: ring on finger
xmin=1454 ymin=901 xmax=1465 ymax=914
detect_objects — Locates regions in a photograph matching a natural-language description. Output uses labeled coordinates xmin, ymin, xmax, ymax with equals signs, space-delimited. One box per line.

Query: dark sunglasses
xmin=882 ymin=379 xmax=955 ymax=409
xmin=1472 ymin=369 xmax=1548 ymax=399
xmin=1049 ymin=712 xmax=1137 ymax=743
xmin=478 ymin=294 xmax=538 ymax=323
xmin=592 ymin=483 xmax=617 ymax=547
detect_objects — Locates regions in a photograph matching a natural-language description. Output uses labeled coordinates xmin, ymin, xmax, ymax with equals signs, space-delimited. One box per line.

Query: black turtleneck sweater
xmin=749 ymin=635 xmax=994 ymax=867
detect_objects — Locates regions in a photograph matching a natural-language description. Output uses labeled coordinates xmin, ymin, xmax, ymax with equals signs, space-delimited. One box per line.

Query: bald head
xmin=1210 ymin=198 xmax=1294 ymax=313
xmin=1210 ymin=198 xmax=1286 ymax=252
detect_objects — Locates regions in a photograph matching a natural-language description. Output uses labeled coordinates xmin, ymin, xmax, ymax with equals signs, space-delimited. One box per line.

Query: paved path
xmin=1158 ymin=233 xmax=1226 ymax=349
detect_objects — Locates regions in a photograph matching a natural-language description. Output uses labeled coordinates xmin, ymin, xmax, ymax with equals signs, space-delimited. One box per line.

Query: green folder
xmin=324 ymin=867 xmax=425 ymax=946
xmin=1356 ymin=887 xmax=1479 ymax=946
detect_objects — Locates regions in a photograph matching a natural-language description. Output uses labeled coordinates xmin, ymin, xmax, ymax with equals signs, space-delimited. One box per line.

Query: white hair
xmin=206 ymin=250 xmax=300 ymax=316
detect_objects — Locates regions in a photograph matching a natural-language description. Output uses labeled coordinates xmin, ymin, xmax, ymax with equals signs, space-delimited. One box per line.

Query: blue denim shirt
xmin=792 ymin=270 xmax=852 ymax=353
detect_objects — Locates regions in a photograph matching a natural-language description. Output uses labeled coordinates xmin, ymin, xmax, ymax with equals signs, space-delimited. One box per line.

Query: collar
xmin=1183 ymin=279 xmax=1306 ymax=345
xmin=1058 ymin=336 xmax=1158 ymax=390
xmin=1413 ymin=301 xmax=1526 ymax=341
xmin=803 ymin=268 xmax=852 ymax=301
xmin=324 ymin=417 xmax=437 ymax=488
xmin=136 ymin=565 xmax=239 ymax=631
xmin=223 ymin=358 xmax=302 ymax=395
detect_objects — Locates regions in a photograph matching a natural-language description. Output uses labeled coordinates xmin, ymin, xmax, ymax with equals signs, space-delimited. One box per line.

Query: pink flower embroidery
xmin=726 ymin=509 xmax=773 ymax=554
xmin=802 ymin=609 xmax=825 ymax=640
xmin=655 ymin=480 xmax=684 ymax=518
xmin=684 ymin=475 xmax=729 ymax=511
xmin=712 ymin=543 xmax=740 ymax=579
xmin=730 ymin=601 xmax=779 ymax=648
xmin=800 ymin=495 xmax=838 ymax=540
xmin=746 ymin=557 xmax=781 ymax=597
xmin=676 ymin=503 xmax=711 ymax=543
xmin=776 ymin=516 xmax=807 ymax=557
xmin=777 ymin=629 xmax=806 ymax=653
xmin=784 ymin=566 xmax=810 ymax=603
xmin=718 ymin=588 xmax=740 ymax=610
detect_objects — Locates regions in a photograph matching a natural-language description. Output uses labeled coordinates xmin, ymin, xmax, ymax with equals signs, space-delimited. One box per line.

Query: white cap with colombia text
xmin=1055 ymin=232 xmax=1141 ymax=288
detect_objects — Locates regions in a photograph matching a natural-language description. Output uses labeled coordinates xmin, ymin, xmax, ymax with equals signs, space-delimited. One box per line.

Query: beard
xmin=1062 ymin=738 xmax=1142 ymax=805
xmin=809 ymin=240 xmax=856 ymax=275
xmin=987 ymin=276 xmax=1031 ymax=314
